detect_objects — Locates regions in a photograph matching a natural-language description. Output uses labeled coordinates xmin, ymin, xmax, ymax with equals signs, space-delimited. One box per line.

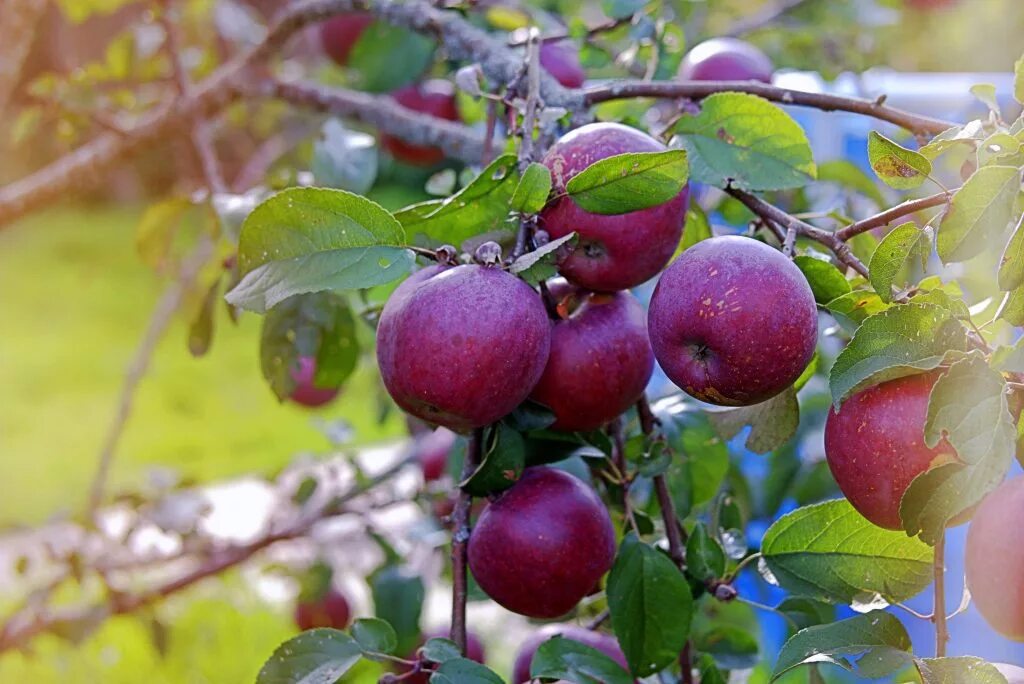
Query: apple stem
xmin=449 ymin=427 xmax=483 ymax=655
xmin=933 ymin=532 xmax=949 ymax=657
xmin=679 ymin=641 xmax=695 ymax=684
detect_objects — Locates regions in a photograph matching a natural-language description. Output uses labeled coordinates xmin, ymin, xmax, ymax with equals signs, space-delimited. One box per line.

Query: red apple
xmin=648 ymin=236 xmax=817 ymax=406
xmin=294 ymin=588 xmax=352 ymax=630
xmin=906 ymin=0 xmax=960 ymax=9
xmin=825 ymin=372 xmax=959 ymax=530
xmin=289 ymin=356 xmax=340 ymax=408
xmin=376 ymin=264 xmax=551 ymax=432
xmin=540 ymin=41 xmax=586 ymax=88
xmin=966 ymin=477 xmax=1024 ymax=641
xmin=529 ymin=280 xmax=653 ymax=431
xmin=540 ymin=122 xmax=690 ymax=292
xmin=677 ymin=38 xmax=774 ymax=83
xmin=468 ymin=467 xmax=615 ymax=618
xmin=403 ymin=628 xmax=486 ymax=683
xmin=318 ymin=13 xmax=374 ymax=66
xmin=381 ymin=79 xmax=460 ymax=165
xmin=511 ymin=625 xmax=627 ymax=683
xmin=416 ymin=427 xmax=457 ymax=482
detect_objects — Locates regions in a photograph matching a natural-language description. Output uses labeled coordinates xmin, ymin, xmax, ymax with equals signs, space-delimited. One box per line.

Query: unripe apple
xmin=511 ymin=625 xmax=627 ymax=683
xmin=318 ymin=13 xmax=374 ymax=66
xmin=540 ymin=122 xmax=690 ymax=292
xmin=529 ymin=280 xmax=653 ymax=431
xmin=825 ymin=372 xmax=958 ymax=530
xmin=294 ymin=588 xmax=352 ymax=630
xmin=403 ymin=628 xmax=486 ymax=684
xmin=677 ymin=38 xmax=774 ymax=83
xmin=289 ymin=356 xmax=340 ymax=408
xmin=540 ymin=41 xmax=586 ymax=88
xmin=381 ymin=80 xmax=460 ymax=166
xmin=416 ymin=427 xmax=457 ymax=482
xmin=648 ymin=236 xmax=817 ymax=406
xmin=468 ymin=467 xmax=615 ymax=618
xmin=966 ymin=477 xmax=1024 ymax=641
xmin=376 ymin=265 xmax=551 ymax=432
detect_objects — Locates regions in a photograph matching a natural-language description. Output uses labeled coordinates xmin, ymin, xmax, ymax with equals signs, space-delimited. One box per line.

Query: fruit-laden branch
xmin=0 ymin=455 xmax=415 ymax=654
xmin=727 ymin=188 xmax=870 ymax=278
xmin=835 ymin=190 xmax=951 ymax=241
xmin=260 ymin=78 xmax=487 ymax=163
xmin=449 ymin=429 xmax=483 ymax=655
xmin=583 ymin=81 xmax=955 ymax=137
xmin=0 ymin=0 xmax=47 ymax=114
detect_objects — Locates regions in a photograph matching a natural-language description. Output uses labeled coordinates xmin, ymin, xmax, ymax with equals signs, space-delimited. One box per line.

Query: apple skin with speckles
xmin=511 ymin=625 xmax=627 ymax=683
xmin=648 ymin=236 xmax=817 ymax=406
xmin=381 ymin=80 xmax=460 ymax=165
xmin=376 ymin=265 xmax=551 ymax=432
xmin=825 ymin=372 xmax=959 ymax=530
xmin=677 ymin=38 xmax=774 ymax=83
xmin=318 ymin=13 xmax=374 ymax=66
xmin=294 ymin=588 xmax=352 ymax=630
xmin=529 ymin=280 xmax=653 ymax=431
xmin=468 ymin=467 xmax=615 ymax=618
xmin=289 ymin=356 xmax=341 ymax=408
xmin=540 ymin=41 xmax=586 ymax=88
xmin=540 ymin=123 xmax=689 ymax=292
xmin=966 ymin=477 xmax=1024 ymax=641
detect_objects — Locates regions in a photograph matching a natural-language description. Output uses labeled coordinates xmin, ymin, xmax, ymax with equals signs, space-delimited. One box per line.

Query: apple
xmin=511 ymin=625 xmax=627 ymax=683
xmin=402 ymin=628 xmax=486 ymax=683
xmin=294 ymin=588 xmax=351 ymax=630
xmin=289 ymin=356 xmax=340 ymax=408
xmin=416 ymin=427 xmax=457 ymax=482
xmin=381 ymin=79 xmax=460 ymax=165
xmin=540 ymin=41 xmax=586 ymax=88
xmin=376 ymin=264 xmax=551 ymax=432
xmin=825 ymin=372 xmax=958 ymax=530
xmin=966 ymin=477 xmax=1024 ymax=641
xmin=906 ymin=0 xmax=960 ymax=10
xmin=677 ymin=37 xmax=774 ymax=83
xmin=648 ymin=236 xmax=817 ymax=406
xmin=529 ymin=280 xmax=653 ymax=431
xmin=540 ymin=122 xmax=690 ymax=291
xmin=468 ymin=467 xmax=615 ymax=618
xmin=318 ymin=13 xmax=374 ymax=66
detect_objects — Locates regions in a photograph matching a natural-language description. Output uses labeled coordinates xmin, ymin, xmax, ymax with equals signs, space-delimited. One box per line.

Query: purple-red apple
xmin=403 ymin=628 xmax=486 ymax=684
xmin=416 ymin=427 xmax=457 ymax=482
xmin=677 ymin=38 xmax=774 ymax=83
xmin=648 ymin=236 xmax=817 ymax=406
xmin=468 ymin=467 xmax=615 ymax=618
xmin=966 ymin=476 xmax=1024 ymax=641
xmin=376 ymin=264 xmax=551 ymax=432
xmin=825 ymin=372 xmax=958 ymax=530
xmin=511 ymin=625 xmax=627 ymax=683
xmin=540 ymin=41 xmax=586 ymax=88
xmin=318 ymin=13 xmax=373 ymax=66
xmin=382 ymin=79 xmax=460 ymax=165
xmin=294 ymin=588 xmax=352 ymax=630
xmin=529 ymin=280 xmax=653 ymax=431
xmin=540 ymin=122 xmax=690 ymax=292
xmin=289 ymin=356 xmax=340 ymax=408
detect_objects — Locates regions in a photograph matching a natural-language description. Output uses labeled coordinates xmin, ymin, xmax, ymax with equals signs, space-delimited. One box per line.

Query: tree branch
xmin=449 ymin=428 xmax=483 ymax=655
xmin=721 ymin=0 xmax=811 ymax=37
xmin=583 ymin=81 xmax=955 ymax=137
xmin=835 ymin=190 xmax=951 ymax=242
xmin=0 ymin=0 xmax=47 ymax=114
xmin=933 ymin=532 xmax=949 ymax=657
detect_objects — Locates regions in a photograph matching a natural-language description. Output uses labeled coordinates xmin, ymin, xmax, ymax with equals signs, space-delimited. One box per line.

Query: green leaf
xmin=776 ymin=597 xmax=835 ymax=633
xmin=676 ymin=203 xmax=712 ymax=256
xmin=460 ymin=423 xmax=526 ymax=496
xmin=601 ymin=0 xmax=646 ymax=20
xmin=371 ymin=566 xmax=424 ymax=656
xmin=824 ymin=290 xmax=888 ymax=332
xmin=422 ymin=638 xmax=463 ymax=664
xmin=430 ymin=658 xmax=504 ymax=684
xmin=999 ymin=283 xmax=1024 ymax=326
xmin=900 ymin=354 xmax=1015 ymax=544
xmin=794 ymin=255 xmax=851 ymax=305
xmin=817 ymin=160 xmax=886 ymax=206
xmin=508 ymin=232 xmax=577 ymax=286
xmin=259 ymin=292 xmax=359 ymax=401
xmin=867 ymin=131 xmax=932 ymax=190
xmin=564 ymin=150 xmax=689 ymax=215
xmin=978 ymin=132 xmax=1023 ymax=167
xmin=696 ymin=653 xmax=728 ymax=684
xmin=999 ymin=214 xmax=1024 ymax=291
xmin=685 ymin=523 xmax=726 ymax=582
xmin=937 ymin=165 xmax=1021 ymax=263
xmin=227 ymin=188 xmax=413 ymax=313
xmin=970 ymin=84 xmax=1001 ymax=117
xmin=771 ymin=612 xmax=913 ymax=681
xmin=708 ymin=388 xmax=799 ymax=455
xmin=607 ymin=534 xmax=692 ymax=677
xmin=511 ymin=162 xmax=553 ymax=214
xmin=395 ymin=155 xmax=519 ymax=247
xmin=919 ymin=120 xmax=987 ymax=160
xmin=256 ymin=629 xmax=363 ymax=684
xmin=829 ymin=303 xmax=968 ymax=408
xmin=531 ymin=635 xmax=633 ymax=684
xmin=694 ymin=625 xmax=759 ymax=670
xmin=916 ymin=657 xmax=1010 ymax=684
xmin=761 ymin=499 xmax=934 ymax=604
xmin=991 ymin=337 xmax=1024 ymax=372
xmin=135 ymin=196 xmax=192 ymax=270
xmin=348 ymin=22 xmax=435 ymax=92
xmin=351 ymin=618 xmax=397 ymax=656
xmin=187 ymin=277 xmax=219 ymax=357
xmin=673 ymin=92 xmax=816 ymax=191
xmin=869 ymin=222 xmax=928 ymax=302
xmin=1016 ymin=53 xmax=1024 ymax=105
xmin=658 ymin=411 xmax=729 ymax=515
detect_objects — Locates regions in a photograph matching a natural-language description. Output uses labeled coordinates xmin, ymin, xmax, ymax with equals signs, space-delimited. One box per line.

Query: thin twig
xmin=933 ymin=533 xmax=949 ymax=657
xmin=721 ymin=0 xmax=810 ymax=37
xmin=585 ymin=608 xmax=610 ymax=630
xmin=835 ymin=191 xmax=952 ymax=242
xmin=0 ymin=0 xmax=47 ymax=114
xmin=449 ymin=428 xmax=483 ymax=655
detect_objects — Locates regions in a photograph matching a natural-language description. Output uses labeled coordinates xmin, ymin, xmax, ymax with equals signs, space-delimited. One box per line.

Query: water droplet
xmin=850 ymin=591 xmax=890 ymax=613
xmin=757 ymin=556 xmax=779 ymax=586
xmin=720 ymin=528 xmax=747 ymax=559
